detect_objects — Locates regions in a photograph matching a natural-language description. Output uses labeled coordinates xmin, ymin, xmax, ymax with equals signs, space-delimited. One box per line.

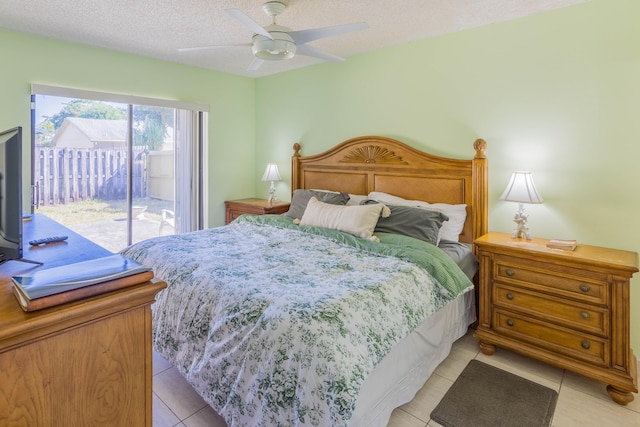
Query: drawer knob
xmin=580 ymin=311 xmax=590 ymax=319
xmin=506 ymin=319 xmax=514 ymax=327
xmin=579 ymin=284 xmax=590 ymax=293
xmin=581 ymin=340 xmax=591 ymax=350
xmin=506 ymin=293 xmax=514 ymax=300
xmin=505 ymin=269 xmax=514 ymax=277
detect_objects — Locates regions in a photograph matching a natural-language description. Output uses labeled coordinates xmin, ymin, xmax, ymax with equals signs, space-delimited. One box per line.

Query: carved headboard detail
xmin=291 ymin=135 xmax=488 ymax=245
xmin=339 ymin=145 xmax=408 ymax=165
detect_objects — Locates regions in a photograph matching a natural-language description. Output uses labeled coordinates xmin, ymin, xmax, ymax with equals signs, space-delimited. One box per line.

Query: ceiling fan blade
xmin=248 ymin=58 xmax=265 ymax=71
xmin=178 ymin=43 xmax=251 ymax=52
xmin=289 ymin=22 xmax=368 ymax=45
xmin=296 ymin=44 xmax=345 ymax=63
xmin=226 ymin=8 xmax=273 ymax=40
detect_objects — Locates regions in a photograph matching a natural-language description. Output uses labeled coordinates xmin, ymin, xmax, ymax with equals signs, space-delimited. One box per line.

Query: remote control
xmin=29 ymin=235 xmax=69 ymax=246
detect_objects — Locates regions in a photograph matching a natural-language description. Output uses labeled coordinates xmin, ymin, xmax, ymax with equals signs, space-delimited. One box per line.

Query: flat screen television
xmin=0 ymin=126 xmax=23 ymax=264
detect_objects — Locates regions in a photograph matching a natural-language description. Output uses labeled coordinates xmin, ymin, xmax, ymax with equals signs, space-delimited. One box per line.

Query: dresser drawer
xmin=493 ymin=255 xmax=609 ymax=305
xmin=493 ymin=284 xmax=608 ymax=337
xmin=494 ymin=309 xmax=609 ymax=367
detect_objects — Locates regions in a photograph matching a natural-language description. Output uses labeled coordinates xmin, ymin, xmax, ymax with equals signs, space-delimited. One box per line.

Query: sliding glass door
xmin=30 ymin=86 xmax=207 ymax=252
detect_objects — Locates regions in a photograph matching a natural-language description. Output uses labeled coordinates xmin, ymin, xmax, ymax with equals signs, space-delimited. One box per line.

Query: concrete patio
xmin=65 ymin=216 xmax=175 ymax=253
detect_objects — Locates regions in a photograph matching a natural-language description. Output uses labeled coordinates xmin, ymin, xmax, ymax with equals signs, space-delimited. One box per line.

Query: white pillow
xmin=300 ymin=197 xmax=385 ymax=240
xmin=367 ymin=192 xmax=410 ymax=205
xmin=368 ymin=191 xmax=467 ymax=242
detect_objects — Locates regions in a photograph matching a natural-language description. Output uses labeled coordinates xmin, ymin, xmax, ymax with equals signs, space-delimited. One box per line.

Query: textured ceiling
xmin=0 ymin=0 xmax=590 ymax=78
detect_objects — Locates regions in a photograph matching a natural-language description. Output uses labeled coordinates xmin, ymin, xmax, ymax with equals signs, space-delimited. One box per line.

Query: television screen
xmin=0 ymin=127 xmax=22 ymax=263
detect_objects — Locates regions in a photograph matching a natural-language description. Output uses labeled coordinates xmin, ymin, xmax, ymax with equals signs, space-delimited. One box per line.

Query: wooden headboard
xmin=291 ymin=135 xmax=488 ymax=245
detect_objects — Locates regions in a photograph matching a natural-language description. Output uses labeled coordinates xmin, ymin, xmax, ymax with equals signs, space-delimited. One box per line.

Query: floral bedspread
xmin=122 ymin=214 xmax=472 ymax=427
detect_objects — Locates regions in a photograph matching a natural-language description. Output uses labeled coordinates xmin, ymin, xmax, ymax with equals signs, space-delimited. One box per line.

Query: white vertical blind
xmin=174 ymin=109 xmax=205 ymax=233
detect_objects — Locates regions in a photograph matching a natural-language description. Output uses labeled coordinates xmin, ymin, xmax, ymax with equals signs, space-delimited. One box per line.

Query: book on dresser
xmin=546 ymin=238 xmax=577 ymax=250
xmin=12 ymin=254 xmax=152 ymax=311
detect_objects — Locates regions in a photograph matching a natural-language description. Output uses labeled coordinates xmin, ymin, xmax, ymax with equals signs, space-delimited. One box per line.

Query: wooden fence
xmin=34 ymin=147 xmax=148 ymax=206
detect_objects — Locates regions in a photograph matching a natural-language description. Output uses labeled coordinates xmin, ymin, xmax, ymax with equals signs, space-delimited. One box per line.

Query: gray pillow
xmin=285 ymin=189 xmax=350 ymax=219
xmin=361 ymin=200 xmax=448 ymax=246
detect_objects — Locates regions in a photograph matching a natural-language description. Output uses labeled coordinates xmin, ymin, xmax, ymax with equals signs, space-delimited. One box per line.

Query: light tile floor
xmin=152 ymin=330 xmax=640 ymax=427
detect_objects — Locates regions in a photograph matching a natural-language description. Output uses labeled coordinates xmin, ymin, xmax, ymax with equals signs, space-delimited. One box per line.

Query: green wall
xmin=0 ymin=28 xmax=256 ymax=227
xmin=255 ymin=0 xmax=640 ymax=352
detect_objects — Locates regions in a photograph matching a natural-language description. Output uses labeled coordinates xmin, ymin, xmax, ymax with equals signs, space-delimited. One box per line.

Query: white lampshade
xmin=262 ymin=163 xmax=281 ymax=182
xmin=500 ymin=171 xmax=543 ymax=204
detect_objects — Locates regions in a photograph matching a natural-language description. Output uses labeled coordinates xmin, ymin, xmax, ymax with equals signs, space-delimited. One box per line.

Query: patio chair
xmin=132 ymin=205 xmax=147 ymax=220
xmin=159 ymin=209 xmax=175 ymax=235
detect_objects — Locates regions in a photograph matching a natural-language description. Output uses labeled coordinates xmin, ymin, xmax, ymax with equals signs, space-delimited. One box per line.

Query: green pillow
xmin=362 ymin=200 xmax=448 ymax=246
xmin=285 ymin=189 xmax=350 ymax=219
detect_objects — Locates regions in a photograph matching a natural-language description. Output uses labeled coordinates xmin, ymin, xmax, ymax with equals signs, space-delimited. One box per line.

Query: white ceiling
xmin=0 ymin=0 xmax=589 ymax=78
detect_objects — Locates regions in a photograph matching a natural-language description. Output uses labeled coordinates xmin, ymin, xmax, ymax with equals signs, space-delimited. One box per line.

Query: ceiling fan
xmin=179 ymin=1 xmax=369 ymax=71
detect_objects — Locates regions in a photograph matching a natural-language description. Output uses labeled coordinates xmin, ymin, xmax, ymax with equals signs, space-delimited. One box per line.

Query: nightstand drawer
xmin=225 ymin=199 xmax=290 ymax=225
xmin=494 ymin=310 xmax=609 ymax=367
xmin=227 ymin=209 xmax=247 ymax=223
xmin=493 ymin=284 xmax=608 ymax=336
xmin=494 ymin=256 xmax=608 ymax=305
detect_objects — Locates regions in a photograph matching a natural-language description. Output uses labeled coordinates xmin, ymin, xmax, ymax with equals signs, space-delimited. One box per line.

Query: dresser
xmin=0 ymin=214 xmax=166 ymax=426
xmin=474 ymin=232 xmax=638 ymax=405
xmin=225 ymin=198 xmax=290 ymax=224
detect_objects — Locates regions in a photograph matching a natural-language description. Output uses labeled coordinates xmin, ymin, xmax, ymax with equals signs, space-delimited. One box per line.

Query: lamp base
xmin=267 ymin=181 xmax=276 ymax=207
xmin=511 ymin=203 xmax=532 ymax=240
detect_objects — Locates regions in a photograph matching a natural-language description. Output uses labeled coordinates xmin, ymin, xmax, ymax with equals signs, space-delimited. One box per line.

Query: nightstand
xmin=474 ymin=232 xmax=638 ymax=405
xmin=225 ymin=198 xmax=290 ymax=224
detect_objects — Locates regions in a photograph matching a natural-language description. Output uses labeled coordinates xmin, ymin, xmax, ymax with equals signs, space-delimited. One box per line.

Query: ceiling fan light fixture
xmin=252 ymin=33 xmax=296 ymax=60
xmin=183 ymin=2 xmax=369 ymax=71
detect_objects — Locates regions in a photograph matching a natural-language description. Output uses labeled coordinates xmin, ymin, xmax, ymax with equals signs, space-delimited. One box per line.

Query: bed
xmin=122 ymin=135 xmax=488 ymax=427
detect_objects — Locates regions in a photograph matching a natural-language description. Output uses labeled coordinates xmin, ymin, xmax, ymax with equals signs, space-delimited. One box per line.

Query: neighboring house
xmin=47 ymin=116 xmax=174 ymax=201
xmin=51 ymin=117 xmax=126 ymax=148
xmin=51 ymin=117 xmax=174 ymax=151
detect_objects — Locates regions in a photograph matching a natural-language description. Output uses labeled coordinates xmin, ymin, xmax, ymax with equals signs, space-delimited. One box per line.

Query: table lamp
xmin=500 ymin=171 xmax=543 ymax=240
xmin=262 ymin=163 xmax=281 ymax=206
